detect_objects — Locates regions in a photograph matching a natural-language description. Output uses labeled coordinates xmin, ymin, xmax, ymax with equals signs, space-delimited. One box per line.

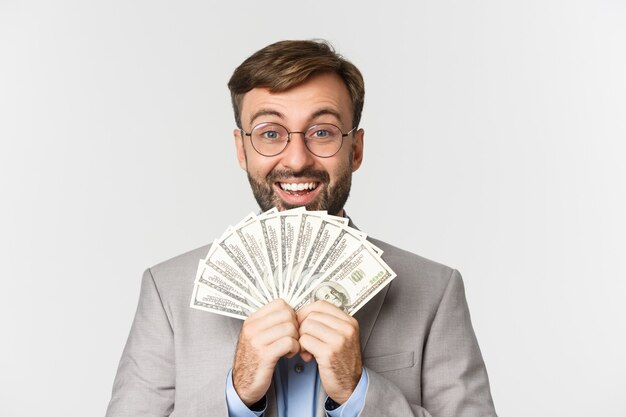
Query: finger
xmin=297 ymin=300 xmax=352 ymax=324
xmin=246 ymin=305 xmax=298 ymax=334
xmin=299 ymin=351 xmax=314 ymax=362
xmin=267 ymin=336 xmax=300 ymax=359
xmin=249 ymin=320 xmax=300 ymax=347
xmin=298 ymin=333 xmax=326 ymax=360
xmin=300 ymin=310 xmax=357 ymax=334
xmin=249 ymin=299 xmax=295 ymax=324
xmin=300 ymin=314 xmax=359 ymax=347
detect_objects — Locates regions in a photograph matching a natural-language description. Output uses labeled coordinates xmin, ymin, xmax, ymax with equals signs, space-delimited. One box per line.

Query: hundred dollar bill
xmin=195 ymin=259 xmax=263 ymax=310
xmin=258 ymin=212 xmax=282 ymax=300
xmin=190 ymin=283 xmax=253 ymax=320
xmin=234 ymin=210 xmax=278 ymax=299
xmin=283 ymin=212 xmax=324 ymax=300
xmin=278 ymin=207 xmax=305 ymax=298
xmin=205 ymin=238 xmax=269 ymax=305
xmin=289 ymin=224 xmax=367 ymax=304
xmin=192 ymin=207 xmax=396 ymax=320
xmin=217 ymin=217 xmax=273 ymax=303
xmin=292 ymin=243 xmax=396 ymax=316
xmin=285 ymin=213 xmax=348 ymax=301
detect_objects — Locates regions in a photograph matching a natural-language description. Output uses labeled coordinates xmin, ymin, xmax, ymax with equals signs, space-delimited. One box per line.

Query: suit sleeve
xmin=105 ymin=269 xmax=176 ymax=417
xmin=359 ymin=269 xmax=497 ymax=417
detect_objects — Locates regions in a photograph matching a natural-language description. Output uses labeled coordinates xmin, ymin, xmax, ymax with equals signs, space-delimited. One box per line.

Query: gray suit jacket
xmin=106 ymin=236 xmax=497 ymax=417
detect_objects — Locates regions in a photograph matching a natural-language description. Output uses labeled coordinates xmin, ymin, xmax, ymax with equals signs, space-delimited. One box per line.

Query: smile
xmin=279 ymin=182 xmax=319 ymax=192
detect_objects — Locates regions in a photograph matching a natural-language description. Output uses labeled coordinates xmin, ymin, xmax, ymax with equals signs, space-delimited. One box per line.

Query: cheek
xmin=325 ymin=158 xmax=351 ymax=183
xmin=247 ymin=156 xmax=276 ymax=178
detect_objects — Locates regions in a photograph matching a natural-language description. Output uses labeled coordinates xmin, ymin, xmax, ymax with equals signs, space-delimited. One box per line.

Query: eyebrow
xmin=249 ymin=109 xmax=284 ymax=127
xmin=310 ymin=108 xmax=344 ymax=126
xmin=248 ymin=107 xmax=345 ymax=128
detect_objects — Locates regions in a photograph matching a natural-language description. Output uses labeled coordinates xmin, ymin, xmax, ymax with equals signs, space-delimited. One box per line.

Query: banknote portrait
xmin=312 ymin=281 xmax=351 ymax=312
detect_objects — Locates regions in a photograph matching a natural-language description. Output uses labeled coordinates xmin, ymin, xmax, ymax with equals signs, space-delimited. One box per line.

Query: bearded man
xmin=106 ymin=40 xmax=497 ymax=417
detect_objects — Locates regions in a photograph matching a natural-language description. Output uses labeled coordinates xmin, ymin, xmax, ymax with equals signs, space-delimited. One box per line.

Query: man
xmin=106 ymin=40 xmax=497 ymax=417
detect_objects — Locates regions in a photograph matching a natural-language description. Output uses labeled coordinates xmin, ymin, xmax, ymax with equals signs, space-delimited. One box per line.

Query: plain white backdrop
xmin=1 ymin=0 xmax=625 ymax=416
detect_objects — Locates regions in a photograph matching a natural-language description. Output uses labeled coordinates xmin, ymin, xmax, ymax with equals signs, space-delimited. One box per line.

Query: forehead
xmin=240 ymin=72 xmax=353 ymax=127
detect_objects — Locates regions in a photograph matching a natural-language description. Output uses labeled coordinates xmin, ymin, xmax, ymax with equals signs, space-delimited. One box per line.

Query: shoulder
xmin=145 ymin=243 xmax=212 ymax=298
xmin=368 ymin=236 xmax=460 ymax=307
xmin=369 ymin=237 xmax=456 ymax=282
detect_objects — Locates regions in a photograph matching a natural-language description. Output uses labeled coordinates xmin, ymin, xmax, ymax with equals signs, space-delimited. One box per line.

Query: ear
xmin=234 ymin=128 xmax=247 ymax=171
xmin=351 ymin=128 xmax=364 ymax=172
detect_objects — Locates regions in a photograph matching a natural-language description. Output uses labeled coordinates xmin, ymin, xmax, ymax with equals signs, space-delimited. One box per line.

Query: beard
xmin=246 ymin=156 xmax=353 ymax=216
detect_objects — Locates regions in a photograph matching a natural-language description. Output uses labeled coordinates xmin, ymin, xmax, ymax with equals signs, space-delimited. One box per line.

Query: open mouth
xmin=275 ymin=181 xmax=322 ymax=206
xmin=278 ymin=182 xmax=319 ymax=195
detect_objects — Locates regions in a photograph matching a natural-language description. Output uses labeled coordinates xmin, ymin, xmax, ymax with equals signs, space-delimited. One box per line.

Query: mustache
xmin=267 ymin=168 xmax=329 ymax=183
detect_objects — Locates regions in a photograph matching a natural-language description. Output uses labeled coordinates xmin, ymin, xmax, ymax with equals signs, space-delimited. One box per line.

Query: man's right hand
xmin=232 ymin=299 xmax=300 ymax=407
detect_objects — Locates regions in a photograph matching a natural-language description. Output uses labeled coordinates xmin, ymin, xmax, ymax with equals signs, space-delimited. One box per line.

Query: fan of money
xmin=190 ymin=207 xmax=396 ymax=320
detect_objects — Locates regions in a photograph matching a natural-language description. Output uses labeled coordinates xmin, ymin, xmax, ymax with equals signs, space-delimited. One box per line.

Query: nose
xmin=280 ymin=133 xmax=316 ymax=171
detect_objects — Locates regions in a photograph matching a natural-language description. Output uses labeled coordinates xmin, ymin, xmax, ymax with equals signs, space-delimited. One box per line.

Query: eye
xmin=253 ymin=124 xmax=285 ymax=142
xmin=307 ymin=124 xmax=340 ymax=141
xmin=262 ymin=130 xmax=280 ymax=140
xmin=314 ymin=128 xmax=331 ymax=138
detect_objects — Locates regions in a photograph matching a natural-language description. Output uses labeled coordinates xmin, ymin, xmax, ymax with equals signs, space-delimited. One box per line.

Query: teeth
xmin=280 ymin=182 xmax=317 ymax=191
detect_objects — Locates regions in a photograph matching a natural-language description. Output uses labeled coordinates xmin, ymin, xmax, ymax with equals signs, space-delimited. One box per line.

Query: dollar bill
xmin=195 ymin=259 xmax=264 ymax=310
xmin=258 ymin=212 xmax=282 ymax=299
xmin=190 ymin=283 xmax=253 ymax=320
xmin=193 ymin=208 xmax=396 ymax=319
xmin=217 ymin=217 xmax=273 ymax=303
xmin=278 ymin=207 xmax=305 ymax=298
xmin=289 ymin=224 xmax=367 ymax=303
xmin=205 ymin=239 xmax=269 ymax=305
xmin=285 ymin=213 xmax=349 ymax=302
xmin=234 ymin=211 xmax=278 ymax=299
xmin=283 ymin=212 xmax=324 ymax=300
xmin=292 ymin=243 xmax=396 ymax=315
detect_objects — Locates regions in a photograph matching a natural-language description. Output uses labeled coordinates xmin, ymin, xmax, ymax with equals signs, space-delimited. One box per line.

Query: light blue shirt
xmin=225 ymin=355 xmax=368 ymax=417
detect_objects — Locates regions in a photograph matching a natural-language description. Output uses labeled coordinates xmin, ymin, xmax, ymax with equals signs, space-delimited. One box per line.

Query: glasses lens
xmin=305 ymin=124 xmax=343 ymax=157
xmin=251 ymin=123 xmax=288 ymax=156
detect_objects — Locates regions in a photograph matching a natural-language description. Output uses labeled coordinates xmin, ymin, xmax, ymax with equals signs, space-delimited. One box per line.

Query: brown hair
xmin=227 ymin=40 xmax=365 ymax=129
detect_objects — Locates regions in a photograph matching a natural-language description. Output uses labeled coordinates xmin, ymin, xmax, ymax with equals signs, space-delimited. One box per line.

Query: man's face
xmin=234 ymin=72 xmax=364 ymax=216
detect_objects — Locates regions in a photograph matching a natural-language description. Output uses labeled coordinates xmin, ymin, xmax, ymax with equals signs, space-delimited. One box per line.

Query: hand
xmin=232 ymin=299 xmax=300 ymax=406
xmin=297 ymin=300 xmax=362 ymax=404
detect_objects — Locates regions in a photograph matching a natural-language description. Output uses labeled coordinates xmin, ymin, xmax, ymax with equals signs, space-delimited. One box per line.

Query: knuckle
xmin=299 ymin=332 xmax=308 ymax=341
xmin=324 ymin=346 xmax=336 ymax=360
xmin=343 ymin=323 xmax=357 ymax=338
xmin=299 ymin=320 xmax=310 ymax=334
xmin=277 ymin=308 xmax=295 ymax=322
xmin=282 ymin=321 xmax=297 ymax=336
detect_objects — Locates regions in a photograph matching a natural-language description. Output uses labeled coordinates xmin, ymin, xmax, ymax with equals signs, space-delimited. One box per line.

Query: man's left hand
xmin=297 ymin=301 xmax=362 ymax=405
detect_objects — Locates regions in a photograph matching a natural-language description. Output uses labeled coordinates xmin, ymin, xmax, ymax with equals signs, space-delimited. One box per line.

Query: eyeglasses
xmin=241 ymin=122 xmax=357 ymax=158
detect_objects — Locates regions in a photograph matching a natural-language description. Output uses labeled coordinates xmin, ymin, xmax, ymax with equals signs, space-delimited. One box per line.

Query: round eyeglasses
xmin=241 ymin=122 xmax=357 ymax=158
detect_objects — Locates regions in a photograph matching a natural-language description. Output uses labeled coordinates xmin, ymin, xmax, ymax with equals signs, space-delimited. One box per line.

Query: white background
xmin=1 ymin=0 xmax=625 ymax=416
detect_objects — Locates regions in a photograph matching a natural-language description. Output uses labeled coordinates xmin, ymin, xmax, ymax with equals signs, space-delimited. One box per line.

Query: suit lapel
xmin=346 ymin=216 xmax=390 ymax=350
xmin=355 ymin=282 xmax=389 ymax=350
